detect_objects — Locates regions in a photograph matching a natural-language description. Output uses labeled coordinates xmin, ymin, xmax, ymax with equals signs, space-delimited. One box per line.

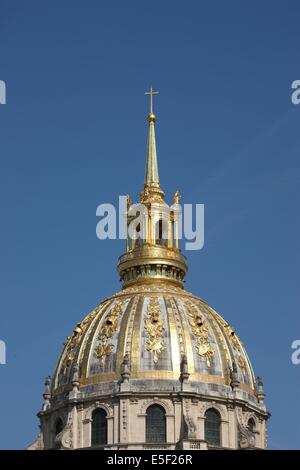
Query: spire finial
xmin=117 ymin=89 xmax=188 ymax=288
xmin=145 ymin=86 xmax=159 ymax=118
xmin=143 ymin=86 xmax=161 ymax=188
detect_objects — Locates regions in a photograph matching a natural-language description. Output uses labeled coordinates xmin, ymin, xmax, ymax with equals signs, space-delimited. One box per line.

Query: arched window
xmin=155 ymin=219 xmax=168 ymax=246
xmin=204 ymin=408 xmax=221 ymax=447
xmin=248 ymin=418 xmax=255 ymax=433
xmin=146 ymin=405 xmax=166 ymax=443
xmin=54 ymin=418 xmax=63 ymax=436
xmin=91 ymin=408 xmax=107 ymax=446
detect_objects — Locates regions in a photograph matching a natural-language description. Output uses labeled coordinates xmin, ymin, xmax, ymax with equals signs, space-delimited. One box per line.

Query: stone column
xmin=119 ymin=399 xmax=129 ymax=444
xmin=221 ymin=418 xmax=229 ymax=448
xmin=76 ymin=403 xmax=84 ymax=448
xmin=174 ymin=220 xmax=179 ymax=249
xmin=197 ymin=415 xmax=205 ymax=440
xmin=147 ymin=213 xmax=152 ymax=244
xmin=113 ymin=403 xmax=119 ymax=445
xmin=174 ymin=399 xmax=182 ymax=443
xmin=258 ymin=417 xmax=266 ymax=449
xmin=82 ymin=414 xmax=92 ymax=448
xmin=168 ymin=220 xmax=173 ymax=248
xmin=166 ymin=413 xmax=175 ymax=443
xmin=126 ymin=218 xmax=129 ymax=251
xmin=227 ymin=404 xmax=236 ymax=449
xmin=107 ymin=414 xmax=114 ymax=445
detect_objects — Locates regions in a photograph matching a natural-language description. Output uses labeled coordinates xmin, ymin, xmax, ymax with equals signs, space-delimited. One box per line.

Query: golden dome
xmin=51 ymin=88 xmax=257 ymax=404
xmin=52 ymin=282 xmax=256 ymax=398
xmin=29 ymin=91 xmax=269 ymax=453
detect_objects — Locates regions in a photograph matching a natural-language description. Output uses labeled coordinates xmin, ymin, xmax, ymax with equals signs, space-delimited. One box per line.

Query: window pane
xmin=205 ymin=409 xmax=221 ymax=446
xmin=91 ymin=409 xmax=107 ymax=446
xmin=248 ymin=418 xmax=255 ymax=433
xmin=146 ymin=405 xmax=166 ymax=443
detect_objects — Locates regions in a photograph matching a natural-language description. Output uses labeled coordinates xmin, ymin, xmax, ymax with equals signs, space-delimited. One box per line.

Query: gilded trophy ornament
xmin=94 ymin=301 xmax=126 ymax=365
xmin=144 ymin=297 xmax=165 ymax=363
xmin=60 ymin=310 xmax=97 ymax=378
xmin=185 ymin=301 xmax=214 ymax=367
xmin=173 ymin=190 xmax=181 ymax=205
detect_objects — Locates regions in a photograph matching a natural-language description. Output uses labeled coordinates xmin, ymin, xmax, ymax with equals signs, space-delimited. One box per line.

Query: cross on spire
xmin=145 ymin=86 xmax=159 ymax=114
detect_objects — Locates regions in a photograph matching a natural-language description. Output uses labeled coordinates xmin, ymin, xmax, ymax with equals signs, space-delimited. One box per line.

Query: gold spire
xmin=144 ymin=87 xmax=160 ymax=187
xmin=117 ymin=89 xmax=188 ymax=289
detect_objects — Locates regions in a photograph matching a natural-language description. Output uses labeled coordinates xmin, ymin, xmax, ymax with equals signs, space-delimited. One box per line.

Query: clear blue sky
xmin=0 ymin=0 xmax=299 ymax=449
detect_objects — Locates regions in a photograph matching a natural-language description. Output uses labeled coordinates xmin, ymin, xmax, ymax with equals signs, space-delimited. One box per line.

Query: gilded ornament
xmin=94 ymin=301 xmax=126 ymax=365
xmin=61 ymin=350 xmax=74 ymax=377
xmin=238 ymin=355 xmax=247 ymax=376
xmin=60 ymin=309 xmax=97 ymax=377
xmin=94 ymin=343 xmax=114 ymax=364
xmin=173 ymin=190 xmax=181 ymax=205
xmin=144 ymin=297 xmax=165 ymax=363
xmin=185 ymin=301 xmax=214 ymax=367
xmin=225 ymin=325 xmax=241 ymax=351
xmin=140 ymin=187 xmax=164 ymax=204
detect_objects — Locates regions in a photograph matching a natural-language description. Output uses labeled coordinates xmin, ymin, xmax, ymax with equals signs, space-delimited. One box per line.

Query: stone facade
xmin=29 ymin=376 xmax=268 ymax=450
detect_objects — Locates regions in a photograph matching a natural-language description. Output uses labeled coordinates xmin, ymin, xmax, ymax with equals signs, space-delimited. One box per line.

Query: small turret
xmin=230 ymin=361 xmax=240 ymax=390
xmin=71 ymin=364 xmax=80 ymax=391
xmin=180 ymin=354 xmax=190 ymax=383
xmin=256 ymin=376 xmax=265 ymax=404
xmin=120 ymin=353 xmax=131 ymax=383
xmin=42 ymin=376 xmax=51 ymax=411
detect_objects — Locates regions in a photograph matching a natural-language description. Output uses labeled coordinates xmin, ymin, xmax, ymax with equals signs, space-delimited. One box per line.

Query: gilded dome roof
xmin=30 ymin=92 xmax=270 ymax=455
xmin=52 ymin=283 xmax=255 ymax=397
xmin=51 ymin=92 xmax=257 ymax=404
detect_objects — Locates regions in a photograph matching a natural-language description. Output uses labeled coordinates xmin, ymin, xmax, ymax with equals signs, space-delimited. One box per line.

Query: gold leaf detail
xmin=94 ymin=301 xmax=126 ymax=365
xmin=144 ymin=297 xmax=165 ymax=363
xmin=238 ymin=355 xmax=247 ymax=376
xmin=185 ymin=301 xmax=214 ymax=367
xmin=61 ymin=350 xmax=74 ymax=376
xmin=225 ymin=325 xmax=241 ymax=351
xmin=94 ymin=343 xmax=114 ymax=364
xmin=60 ymin=309 xmax=98 ymax=378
